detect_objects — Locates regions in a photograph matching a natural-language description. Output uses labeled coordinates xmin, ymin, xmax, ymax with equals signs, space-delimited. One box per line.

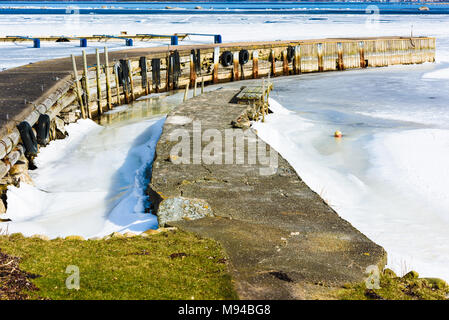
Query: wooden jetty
xmin=0 ymin=33 xmax=221 ymax=47
xmin=0 ymin=36 xmax=436 ymax=204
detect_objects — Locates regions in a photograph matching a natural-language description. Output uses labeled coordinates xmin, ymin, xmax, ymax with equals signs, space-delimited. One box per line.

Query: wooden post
xmin=359 ymin=41 xmax=366 ymax=68
xmin=123 ymin=66 xmax=130 ymax=104
xmin=190 ymin=52 xmax=197 ymax=87
xmin=261 ymin=80 xmax=265 ymax=123
xmin=82 ymin=50 xmax=92 ymax=119
xmin=252 ymin=50 xmax=259 ymax=79
xmin=294 ymin=45 xmax=301 ymax=75
xmin=193 ymin=77 xmax=197 ymax=97
xmin=140 ymin=56 xmax=149 ymax=95
xmin=113 ymin=64 xmax=121 ymax=105
xmin=166 ymin=55 xmax=170 ymax=91
xmin=104 ymin=47 xmax=112 ymax=110
xmin=95 ymin=48 xmax=103 ymax=115
xmin=317 ymin=43 xmax=324 ymax=72
xmin=337 ymin=42 xmax=344 ymax=71
xmin=71 ymin=54 xmax=86 ymax=119
xmin=282 ymin=49 xmax=289 ymax=75
xmin=201 ymin=76 xmax=204 ymax=94
xmin=213 ymin=47 xmax=219 ymax=84
xmin=128 ymin=60 xmax=135 ymax=101
xmin=233 ymin=51 xmax=239 ymax=81
xmin=183 ymin=82 xmax=189 ymax=102
xmin=270 ymin=49 xmax=276 ymax=77
xmin=119 ymin=59 xmax=130 ymax=104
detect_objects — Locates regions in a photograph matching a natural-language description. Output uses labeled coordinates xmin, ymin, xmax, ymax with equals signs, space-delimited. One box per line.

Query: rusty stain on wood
xmin=282 ymin=49 xmax=289 ymax=75
xmin=233 ymin=51 xmax=240 ymax=81
xmin=190 ymin=52 xmax=196 ymax=87
xmin=294 ymin=45 xmax=301 ymax=75
xmin=337 ymin=42 xmax=344 ymax=71
xmin=252 ymin=50 xmax=259 ymax=79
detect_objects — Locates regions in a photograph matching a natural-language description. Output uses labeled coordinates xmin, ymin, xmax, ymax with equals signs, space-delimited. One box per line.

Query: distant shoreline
xmin=1 ymin=8 xmax=449 ymax=15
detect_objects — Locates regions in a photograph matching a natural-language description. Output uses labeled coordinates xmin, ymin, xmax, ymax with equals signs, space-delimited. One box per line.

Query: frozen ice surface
xmin=4 ymin=117 xmax=165 ymax=239
xmin=254 ymin=63 xmax=449 ymax=281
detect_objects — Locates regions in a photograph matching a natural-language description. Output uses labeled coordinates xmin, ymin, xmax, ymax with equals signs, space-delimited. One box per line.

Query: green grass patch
xmin=0 ymin=230 xmax=238 ymax=300
xmin=338 ymin=269 xmax=449 ymax=300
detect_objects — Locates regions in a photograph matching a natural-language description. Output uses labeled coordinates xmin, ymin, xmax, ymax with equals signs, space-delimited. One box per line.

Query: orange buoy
xmin=334 ymin=130 xmax=342 ymax=138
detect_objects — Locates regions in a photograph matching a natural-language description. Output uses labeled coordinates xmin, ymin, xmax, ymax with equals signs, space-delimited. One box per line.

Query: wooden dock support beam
xmin=294 ymin=45 xmax=301 ymax=75
xmin=359 ymin=41 xmax=367 ymax=68
xmin=233 ymin=51 xmax=240 ymax=81
xmin=82 ymin=50 xmax=92 ymax=119
xmin=337 ymin=42 xmax=345 ymax=71
xmin=270 ymin=49 xmax=276 ymax=77
xmin=213 ymin=47 xmax=220 ymax=84
xmin=190 ymin=51 xmax=197 ymax=87
xmin=104 ymin=47 xmax=112 ymax=110
xmin=201 ymin=76 xmax=204 ymax=94
xmin=120 ymin=59 xmax=130 ymax=104
xmin=128 ymin=60 xmax=135 ymax=101
xmin=282 ymin=49 xmax=289 ymax=75
xmin=139 ymin=56 xmax=149 ymax=95
xmin=183 ymin=82 xmax=189 ymax=102
xmin=95 ymin=48 xmax=103 ymax=115
xmin=252 ymin=50 xmax=259 ymax=79
xmin=317 ymin=43 xmax=324 ymax=72
xmin=193 ymin=77 xmax=198 ymax=97
xmin=70 ymin=54 xmax=86 ymax=119
xmin=113 ymin=63 xmax=121 ymax=105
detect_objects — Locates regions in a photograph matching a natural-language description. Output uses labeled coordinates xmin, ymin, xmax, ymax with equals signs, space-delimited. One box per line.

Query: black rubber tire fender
xmin=287 ymin=46 xmax=295 ymax=63
xmin=36 ymin=114 xmax=50 ymax=146
xmin=239 ymin=49 xmax=250 ymax=65
xmin=221 ymin=51 xmax=233 ymax=67
xmin=18 ymin=121 xmax=38 ymax=156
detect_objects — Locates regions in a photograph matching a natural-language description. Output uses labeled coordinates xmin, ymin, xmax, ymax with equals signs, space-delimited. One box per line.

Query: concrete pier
xmin=149 ymin=88 xmax=387 ymax=299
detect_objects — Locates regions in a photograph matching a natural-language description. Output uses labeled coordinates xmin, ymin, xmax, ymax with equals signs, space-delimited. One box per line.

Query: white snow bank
xmin=423 ymin=67 xmax=449 ymax=80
